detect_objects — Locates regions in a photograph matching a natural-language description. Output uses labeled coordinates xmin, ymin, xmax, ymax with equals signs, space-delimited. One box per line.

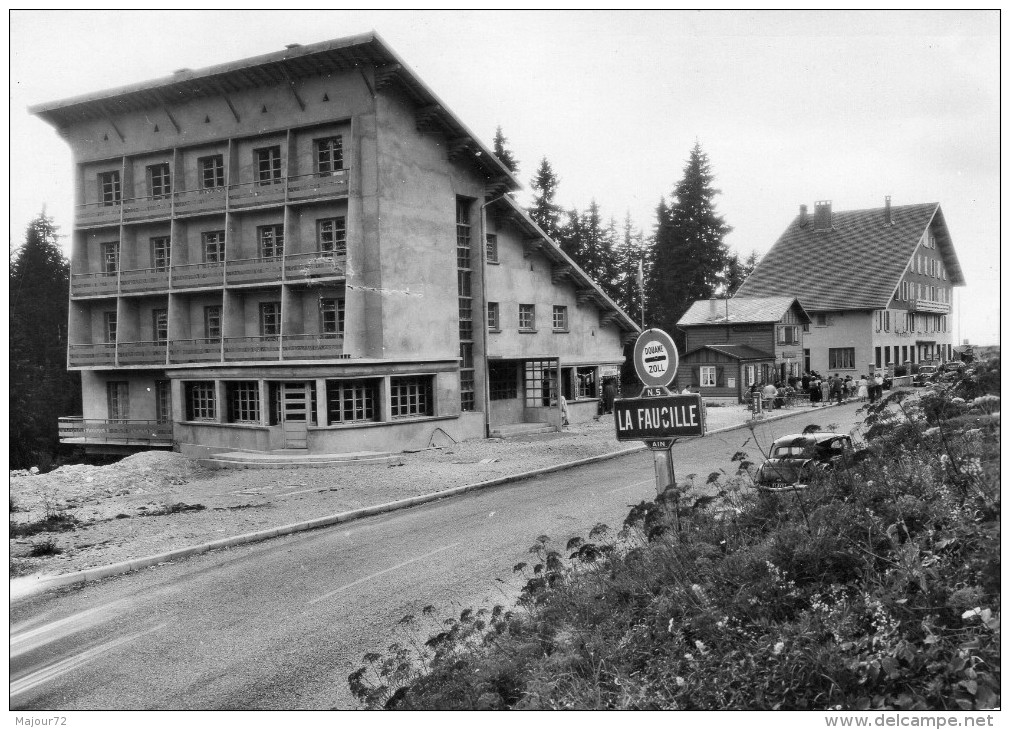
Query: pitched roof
xmin=29 ymin=32 xmax=520 ymax=191
xmin=684 ymin=344 xmax=774 ymax=361
xmin=736 ymin=202 xmax=965 ymax=311
xmin=677 ymin=296 xmax=809 ymax=326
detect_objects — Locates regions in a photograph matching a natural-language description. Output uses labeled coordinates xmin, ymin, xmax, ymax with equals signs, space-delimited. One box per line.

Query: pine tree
xmin=721 ymin=248 xmax=760 ymax=297
xmin=492 ymin=125 xmax=519 ymax=175
xmin=646 ymin=143 xmax=732 ymax=341
xmin=558 ymin=206 xmax=584 ymax=266
xmin=528 ymin=157 xmax=563 ymax=241
xmin=10 ymin=211 xmax=81 ymax=469
xmin=615 ymin=211 xmax=646 ymax=325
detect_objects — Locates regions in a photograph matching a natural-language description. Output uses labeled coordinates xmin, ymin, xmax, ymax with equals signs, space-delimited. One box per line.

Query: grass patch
xmin=28 ymin=537 xmax=62 ymax=557
xmin=10 ymin=512 xmax=79 ymax=538
xmin=350 ymin=359 xmax=1001 ymax=711
xmin=142 ymin=502 xmax=206 ymax=517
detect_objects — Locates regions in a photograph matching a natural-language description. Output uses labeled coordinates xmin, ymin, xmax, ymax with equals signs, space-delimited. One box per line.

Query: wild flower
xmin=773 ymin=641 xmax=784 ymax=655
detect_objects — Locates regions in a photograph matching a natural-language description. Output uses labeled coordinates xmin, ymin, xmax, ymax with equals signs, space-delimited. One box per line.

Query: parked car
xmin=913 ymin=364 xmax=939 ymax=386
xmin=943 ymin=361 xmax=966 ymax=373
xmin=754 ymin=432 xmax=853 ymax=492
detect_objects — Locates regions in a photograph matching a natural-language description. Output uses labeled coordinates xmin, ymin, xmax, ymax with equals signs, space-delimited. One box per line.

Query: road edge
xmin=23 ymin=406 xmax=828 ymax=593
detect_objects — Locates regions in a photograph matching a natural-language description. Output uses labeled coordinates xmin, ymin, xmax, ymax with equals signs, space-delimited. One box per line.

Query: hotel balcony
xmin=170 ymin=338 xmax=223 ymax=363
xmin=912 ymin=299 xmax=950 ymax=314
xmin=70 ymin=271 xmax=119 ymax=297
xmin=226 ymin=256 xmax=284 ymax=286
xmin=223 ymin=335 xmax=282 ymax=361
xmin=117 ymin=341 xmax=168 ymax=366
xmin=170 ymin=261 xmax=225 ymax=290
xmin=284 ymin=251 xmax=346 ymax=281
xmin=120 ymin=266 xmax=171 ymax=293
xmin=281 ymin=334 xmax=344 ymax=359
xmin=59 ymin=417 xmax=173 ymax=447
xmin=75 ymin=172 xmax=350 ymax=229
xmin=68 ymin=343 xmax=117 ymax=367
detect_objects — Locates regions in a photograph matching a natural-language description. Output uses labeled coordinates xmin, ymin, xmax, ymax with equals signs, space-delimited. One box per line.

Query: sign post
xmin=615 ymin=329 xmax=706 ymax=496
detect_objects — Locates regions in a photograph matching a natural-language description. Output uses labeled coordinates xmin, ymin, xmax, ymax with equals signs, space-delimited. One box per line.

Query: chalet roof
xmin=736 ymin=202 xmax=965 ymax=312
xmin=29 ymin=31 xmax=519 ymax=191
xmin=491 ymin=195 xmax=640 ymax=335
xmin=683 ymin=344 xmax=774 ymax=361
xmin=677 ymin=296 xmax=810 ymax=326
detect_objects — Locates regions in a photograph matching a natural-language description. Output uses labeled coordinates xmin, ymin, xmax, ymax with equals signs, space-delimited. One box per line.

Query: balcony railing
xmin=69 ymin=343 xmax=116 ymax=367
xmin=59 ymin=417 xmax=173 ymax=446
xmin=286 ymin=170 xmax=350 ymax=203
xmin=282 ymin=334 xmax=344 ymax=359
xmin=75 ymin=172 xmax=350 ymax=227
xmin=122 ymin=194 xmax=173 ymax=223
xmin=224 ymin=335 xmax=281 ymax=361
xmin=912 ymin=299 xmax=950 ymax=314
xmin=120 ymin=267 xmax=170 ymax=293
xmin=118 ymin=341 xmax=168 ymax=366
xmin=226 ymin=256 xmax=284 ymax=285
xmin=171 ymin=261 xmax=225 ymax=289
xmin=70 ymin=271 xmax=119 ymax=297
xmin=284 ymin=251 xmax=346 ymax=280
xmin=170 ymin=338 xmax=223 ymax=363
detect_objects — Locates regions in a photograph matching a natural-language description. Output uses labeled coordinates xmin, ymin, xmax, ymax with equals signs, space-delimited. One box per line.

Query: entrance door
xmin=281 ymin=382 xmax=310 ymax=449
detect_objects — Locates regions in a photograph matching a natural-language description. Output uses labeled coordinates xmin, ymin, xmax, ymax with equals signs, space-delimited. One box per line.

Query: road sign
xmin=632 ymin=328 xmax=679 ymax=388
xmin=613 ymin=393 xmax=706 ymax=441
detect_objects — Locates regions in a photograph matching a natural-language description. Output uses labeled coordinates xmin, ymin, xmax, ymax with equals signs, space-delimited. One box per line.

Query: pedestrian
xmin=874 ymin=371 xmax=885 ymax=401
xmin=830 ymin=374 xmax=843 ymax=404
xmin=762 ymin=380 xmax=778 ymax=409
xmin=560 ymin=394 xmax=570 ymax=427
xmin=857 ymin=375 xmax=869 ymax=402
xmin=602 ymin=379 xmax=616 ymax=414
xmin=809 ymin=374 xmax=821 ymax=404
xmin=801 ymin=372 xmax=810 ymax=393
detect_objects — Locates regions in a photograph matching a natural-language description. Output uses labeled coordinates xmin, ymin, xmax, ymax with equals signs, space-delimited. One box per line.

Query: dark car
xmin=754 ymin=432 xmax=853 ymax=492
xmin=912 ymin=364 xmax=939 ymax=387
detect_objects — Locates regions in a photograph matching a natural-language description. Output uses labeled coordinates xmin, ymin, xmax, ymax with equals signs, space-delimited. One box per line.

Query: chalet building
xmin=674 ymin=296 xmax=810 ymax=401
xmin=736 ymin=199 xmax=964 ymax=377
xmin=31 ymin=33 xmax=638 ymax=457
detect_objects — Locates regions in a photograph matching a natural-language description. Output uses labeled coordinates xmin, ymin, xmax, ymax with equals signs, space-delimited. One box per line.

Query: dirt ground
xmin=9 ymin=403 xmax=793 ymax=579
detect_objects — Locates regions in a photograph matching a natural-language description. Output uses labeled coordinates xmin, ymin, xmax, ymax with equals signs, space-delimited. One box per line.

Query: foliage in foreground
xmin=350 ymin=365 xmax=1000 ymax=710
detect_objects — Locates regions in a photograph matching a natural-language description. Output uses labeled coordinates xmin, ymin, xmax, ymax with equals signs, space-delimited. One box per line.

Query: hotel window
xmin=315 ymin=136 xmax=343 ymax=176
xmin=107 ymin=382 xmax=129 ymax=421
xmin=317 ymin=217 xmax=347 ymax=255
xmin=326 ymin=379 xmax=379 ymax=423
xmin=155 ymin=380 xmax=172 ymax=424
xmin=942 ymin=266 xmax=946 ymax=281
xmin=485 ymin=234 xmax=498 ymax=263
xmin=103 ymin=312 xmax=118 ymax=343
xmin=524 ymin=361 xmax=558 ymax=407
xmin=456 ymin=198 xmax=475 ymax=412
xmin=204 ymin=306 xmax=222 ymax=340
xmin=203 ymin=231 xmax=225 ymax=262
xmin=147 ymin=163 xmax=171 ymax=199
xmin=320 ymin=297 xmax=344 ymax=336
xmin=488 ymin=361 xmax=518 ymax=401
xmin=700 ymin=366 xmax=717 ymax=387
xmin=200 ymin=155 xmax=225 ymax=189
xmin=487 ymin=302 xmax=500 ymax=331
xmin=884 ymin=310 xmax=890 ymax=332
xmin=255 ymin=145 xmax=282 ymax=185
xmin=152 ymin=309 xmax=168 ymax=344
xmin=258 ymin=224 xmax=284 ymax=258
xmin=575 ymin=367 xmax=597 ymax=399
xmin=553 ymin=305 xmax=568 ymax=332
xmin=777 ymin=325 xmax=799 ymax=345
xmin=185 ymin=382 xmax=216 ymax=421
xmin=226 ymin=382 xmax=261 ymax=424
xmin=151 ymin=236 xmax=171 ymax=270
xmin=259 ymin=302 xmax=281 ymax=337
xmin=99 ymin=170 xmax=121 ymax=206
xmin=390 ymin=375 xmax=434 ymax=418
xmin=744 ymin=365 xmax=757 ymax=387
xmin=519 ymin=304 xmax=536 ymax=331
xmin=828 ymin=347 xmax=856 ymax=370
xmin=102 ymin=241 xmax=120 ymax=274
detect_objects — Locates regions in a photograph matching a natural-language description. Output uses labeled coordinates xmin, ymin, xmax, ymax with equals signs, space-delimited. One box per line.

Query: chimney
xmin=813 ymin=200 xmax=832 ymax=230
xmin=799 ymin=204 xmax=808 ymax=228
xmin=884 ymin=195 xmax=892 ymax=225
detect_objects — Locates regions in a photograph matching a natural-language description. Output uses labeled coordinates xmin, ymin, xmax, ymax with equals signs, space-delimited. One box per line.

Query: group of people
xmin=750 ymin=371 xmax=887 ymax=410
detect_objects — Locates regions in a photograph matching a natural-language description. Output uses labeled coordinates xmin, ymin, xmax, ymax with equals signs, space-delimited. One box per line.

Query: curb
xmin=26 ymin=406 xmax=827 ymax=593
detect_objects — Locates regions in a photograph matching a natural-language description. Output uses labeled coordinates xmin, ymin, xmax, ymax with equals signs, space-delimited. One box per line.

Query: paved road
xmin=10 ymin=404 xmax=865 ymax=710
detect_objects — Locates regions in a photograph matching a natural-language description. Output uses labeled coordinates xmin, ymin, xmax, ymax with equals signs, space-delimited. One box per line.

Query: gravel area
xmin=9 ymin=402 xmax=813 ymax=579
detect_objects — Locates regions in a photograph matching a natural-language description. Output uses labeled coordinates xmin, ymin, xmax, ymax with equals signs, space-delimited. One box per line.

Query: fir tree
xmin=721 ymin=248 xmax=760 ymax=297
xmin=615 ymin=212 xmax=646 ymax=325
xmin=10 ymin=211 xmax=81 ymax=469
xmin=528 ymin=157 xmax=563 ymax=241
xmin=645 ymin=143 xmax=732 ymax=341
xmin=492 ymin=125 xmax=519 ymax=175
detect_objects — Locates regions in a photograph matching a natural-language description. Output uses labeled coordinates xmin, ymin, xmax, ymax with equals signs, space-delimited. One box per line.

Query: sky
xmin=9 ymin=9 xmax=1001 ymax=345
